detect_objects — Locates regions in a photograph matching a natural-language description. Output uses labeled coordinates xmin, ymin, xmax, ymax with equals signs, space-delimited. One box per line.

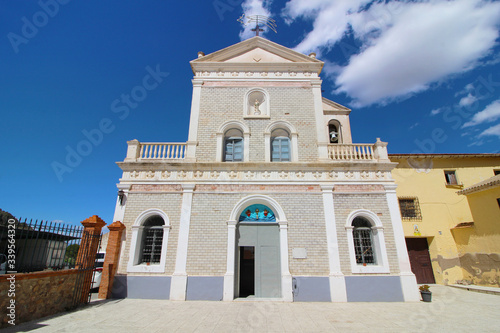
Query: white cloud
xmin=459 ymin=93 xmax=479 ymax=107
xmin=430 ymin=108 xmax=444 ymax=116
xmin=283 ymin=0 xmax=371 ymax=55
xmin=479 ymin=122 xmax=500 ymax=138
xmin=239 ymin=0 xmax=274 ymax=40
xmin=463 ymin=99 xmax=500 ymax=127
xmin=283 ymin=0 xmax=500 ymax=107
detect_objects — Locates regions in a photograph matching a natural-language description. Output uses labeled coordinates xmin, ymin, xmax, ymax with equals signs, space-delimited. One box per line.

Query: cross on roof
xmin=238 ymin=14 xmax=277 ymax=37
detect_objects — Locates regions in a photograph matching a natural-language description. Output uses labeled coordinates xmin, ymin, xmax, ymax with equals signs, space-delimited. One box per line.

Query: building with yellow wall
xmin=390 ymin=154 xmax=500 ymax=287
xmin=456 ymin=174 xmax=500 ymax=287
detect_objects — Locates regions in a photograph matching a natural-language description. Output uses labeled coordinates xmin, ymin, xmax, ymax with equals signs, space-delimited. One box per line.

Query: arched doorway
xmin=236 ymin=204 xmax=280 ymax=298
xmin=223 ymin=195 xmax=293 ymax=301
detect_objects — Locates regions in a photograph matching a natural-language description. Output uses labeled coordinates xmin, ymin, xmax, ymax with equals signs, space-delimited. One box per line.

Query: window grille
xmin=352 ymin=217 xmax=375 ymax=265
xmin=140 ymin=216 xmax=164 ymax=264
xmin=398 ymin=197 xmax=422 ymax=221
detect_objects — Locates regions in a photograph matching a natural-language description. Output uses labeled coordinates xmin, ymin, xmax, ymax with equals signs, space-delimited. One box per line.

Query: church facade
xmin=111 ymin=37 xmax=419 ymax=302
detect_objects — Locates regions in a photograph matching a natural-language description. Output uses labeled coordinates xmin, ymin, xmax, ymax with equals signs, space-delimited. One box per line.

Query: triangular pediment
xmin=191 ymin=36 xmax=323 ymax=74
xmin=224 ymin=47 xmax=293 ymax=63
xmin=323 ymin=97 xmax=351 ymax=115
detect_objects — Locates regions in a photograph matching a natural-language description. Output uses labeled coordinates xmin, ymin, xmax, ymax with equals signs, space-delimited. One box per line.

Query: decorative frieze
xmin=194 ymin=71 xmax=319 ymax=79
xmin=122 ymin=170 xmax=392 ymax=182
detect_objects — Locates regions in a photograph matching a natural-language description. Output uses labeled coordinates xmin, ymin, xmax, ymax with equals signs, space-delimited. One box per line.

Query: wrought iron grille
xmin=141 ymin=227 xmax=163 ymax=264
xmin=352 ymin=217 xmax=375 ymax=265
xmin=399 ymin=197 xmax=422 ymax=221
xmin=0 ymin=218 xmax=83 ymax=273
xmin=353 ymin=228 xmax=375 ymax=264
xmin=71 ymin=231 xmax=102 ymax=308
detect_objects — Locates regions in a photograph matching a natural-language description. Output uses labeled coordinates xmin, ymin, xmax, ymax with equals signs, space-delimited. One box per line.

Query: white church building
xmin=111 ymin=36 xmax=419 ymax=302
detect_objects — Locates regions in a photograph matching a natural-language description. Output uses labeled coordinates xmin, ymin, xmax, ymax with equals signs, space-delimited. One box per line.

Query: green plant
xmin=419 ymin=285 xmax=430 ymax=292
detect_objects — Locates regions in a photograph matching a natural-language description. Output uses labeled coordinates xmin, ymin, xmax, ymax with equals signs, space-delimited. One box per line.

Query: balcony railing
xmin=327 ymin=144 xmax=376 ymax=161
xmin=125 ymin=141 xmax=186 ymax=161
xmin=124 ymin=139 xmax=388 ymax=162
xmin=139 ymin=143 xmax=186 ymax=159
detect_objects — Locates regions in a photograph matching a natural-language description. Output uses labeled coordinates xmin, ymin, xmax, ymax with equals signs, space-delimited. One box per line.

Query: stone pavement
xmin=3 ymin=285 xmax=500 ymax=333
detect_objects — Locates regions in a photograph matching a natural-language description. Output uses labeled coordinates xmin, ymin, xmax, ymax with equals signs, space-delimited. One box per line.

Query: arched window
xmin=352 ymin=217 xmax=375 ymax=265
xmin=328 ymin=121 xmax=341 ymax=144
xmin=127 ymin=209 xmax=171 ymax=273
xmin=271 ymin=129 xmax=290 ymax=162
xmin=345 ymin=210 xmax=390 ymax=273
xmin=265 ymin=121 xmax=298 ymax=162
xmin=224 ymin=128 xmax=244 ymax=162
xmin=140 ymin=215 xmax=165 ymax=264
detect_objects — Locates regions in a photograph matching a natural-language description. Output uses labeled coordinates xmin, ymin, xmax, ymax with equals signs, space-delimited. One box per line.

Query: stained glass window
xmin=239 ymin=204 xmax=276 ymax=222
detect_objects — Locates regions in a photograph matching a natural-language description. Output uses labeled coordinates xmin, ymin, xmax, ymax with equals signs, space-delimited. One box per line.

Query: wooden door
xmin=405 ymin=238 xmax=435 ymax=284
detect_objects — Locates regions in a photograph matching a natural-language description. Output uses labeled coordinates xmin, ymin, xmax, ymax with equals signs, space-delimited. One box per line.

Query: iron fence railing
xmin=0 ymin=218 xmax=83 ymax=273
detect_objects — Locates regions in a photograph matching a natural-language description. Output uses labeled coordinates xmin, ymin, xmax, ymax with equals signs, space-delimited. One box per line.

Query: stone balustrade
xmin=328 ymin=144 xmax=375 ymax=160
xmin=328 ymin=138 xmax=389 ymax=162
xmin=125 ymin=140 xmax=186 ymax=161
xmin=125 ymin=138 xmax=389 ymax=163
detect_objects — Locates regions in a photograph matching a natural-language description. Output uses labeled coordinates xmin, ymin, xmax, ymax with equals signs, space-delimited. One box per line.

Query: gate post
xmin=75 ymin=215 xmax=106 ymax=304
xmin=98 ymin=221 xmax=126 ymax=299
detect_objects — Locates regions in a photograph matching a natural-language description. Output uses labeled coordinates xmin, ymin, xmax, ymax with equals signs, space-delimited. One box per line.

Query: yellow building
xmin=390 ymin=154 xmax=500 ymax=287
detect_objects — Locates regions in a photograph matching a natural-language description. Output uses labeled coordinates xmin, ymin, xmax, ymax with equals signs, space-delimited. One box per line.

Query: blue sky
xmin=1 ymin=0 xmax=499 ymax=227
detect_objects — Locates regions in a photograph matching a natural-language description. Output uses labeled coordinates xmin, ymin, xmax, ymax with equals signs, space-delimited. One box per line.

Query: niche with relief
xmin=244 ymin=88 xmax=270 ymax=118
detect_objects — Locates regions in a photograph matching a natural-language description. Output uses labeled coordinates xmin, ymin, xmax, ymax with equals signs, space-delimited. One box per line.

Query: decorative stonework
xmin=195 ymin=71 xmax=320 ymax=79
xmin=122 ymin=170 xmax=393 ymax=182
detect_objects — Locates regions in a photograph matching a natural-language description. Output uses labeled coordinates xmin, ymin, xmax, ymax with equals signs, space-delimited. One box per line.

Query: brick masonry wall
xmin=118 ymin=184 xmax=401 ymax=278
xmin=185 ymin=184 xmax=329 ymax=276
xmin=0 ymin=270 xmax=79 ymax=328
xmin=118 ymin=192 xmax=183 ymax=276
xmin=196 ymin=86 xmax=319 ymax=162
xmin=333 ymin=193 xmax=400 ymax=275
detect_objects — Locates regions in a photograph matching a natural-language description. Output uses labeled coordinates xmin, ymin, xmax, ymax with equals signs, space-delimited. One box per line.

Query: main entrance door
xmin=236 ymin=205 xmax=281 ymax=298
xmin=406 ymin=238 xmax=435 ymax=284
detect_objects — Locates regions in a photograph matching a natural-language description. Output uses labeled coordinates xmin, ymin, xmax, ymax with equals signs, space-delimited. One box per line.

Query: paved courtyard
xmin=4 ymin=285 xmax=500 ymax=332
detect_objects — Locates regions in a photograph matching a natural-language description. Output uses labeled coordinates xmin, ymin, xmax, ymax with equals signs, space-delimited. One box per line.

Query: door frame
xmin=223 ymin=195 xmax=293 ymax=301
xmin=405 ymin=237 xmax=436 ymax=284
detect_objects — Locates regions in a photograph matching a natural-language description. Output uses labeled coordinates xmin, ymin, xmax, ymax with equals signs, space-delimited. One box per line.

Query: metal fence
xmin=0 ymin=218 xmax=83 ymax=273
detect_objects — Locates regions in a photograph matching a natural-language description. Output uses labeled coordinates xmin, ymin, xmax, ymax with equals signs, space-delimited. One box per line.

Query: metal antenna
xmin=238 ymin=14 xmax=277 ymax=37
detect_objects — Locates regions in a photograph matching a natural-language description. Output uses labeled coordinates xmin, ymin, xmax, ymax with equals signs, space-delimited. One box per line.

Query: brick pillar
xmin=98 ymin=221 xmax=125 ymax=299
xmin=75 ymin=215 xmax=106 ymax=304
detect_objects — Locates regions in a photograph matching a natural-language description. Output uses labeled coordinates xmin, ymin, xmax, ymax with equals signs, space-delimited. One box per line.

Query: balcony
xmin=125 ymin=140 xmax=187 ymax=161
xmin=327 ymin=144 xmax=375 ymax=161
xmin=123 ymin=138 xmax=389 ymax=163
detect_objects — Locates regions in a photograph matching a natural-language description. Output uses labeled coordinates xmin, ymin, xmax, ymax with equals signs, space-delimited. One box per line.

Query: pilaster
xmin=223 ymin=220 xmax=237 ymax=301
xmin=321 ymin=184 xmax=347 ymax=302
xmin=170 ymin=183 xmax=195 ymax=301
xmin=385 ymin=184 xmax=420 ymax=302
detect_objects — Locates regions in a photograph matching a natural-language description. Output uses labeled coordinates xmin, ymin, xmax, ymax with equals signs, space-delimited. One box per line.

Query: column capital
xmin=81 ymin=215 xmax=106 ymax=230
xmin=320 ymin=184 xmax=335 ymax=192
xmin=107 ymin=221 xmax=126 ymax=232
xmin=182 ymin=183 xmax=196 ymax=192
xmin=384 ymin=184 xmax=398 ymax=192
